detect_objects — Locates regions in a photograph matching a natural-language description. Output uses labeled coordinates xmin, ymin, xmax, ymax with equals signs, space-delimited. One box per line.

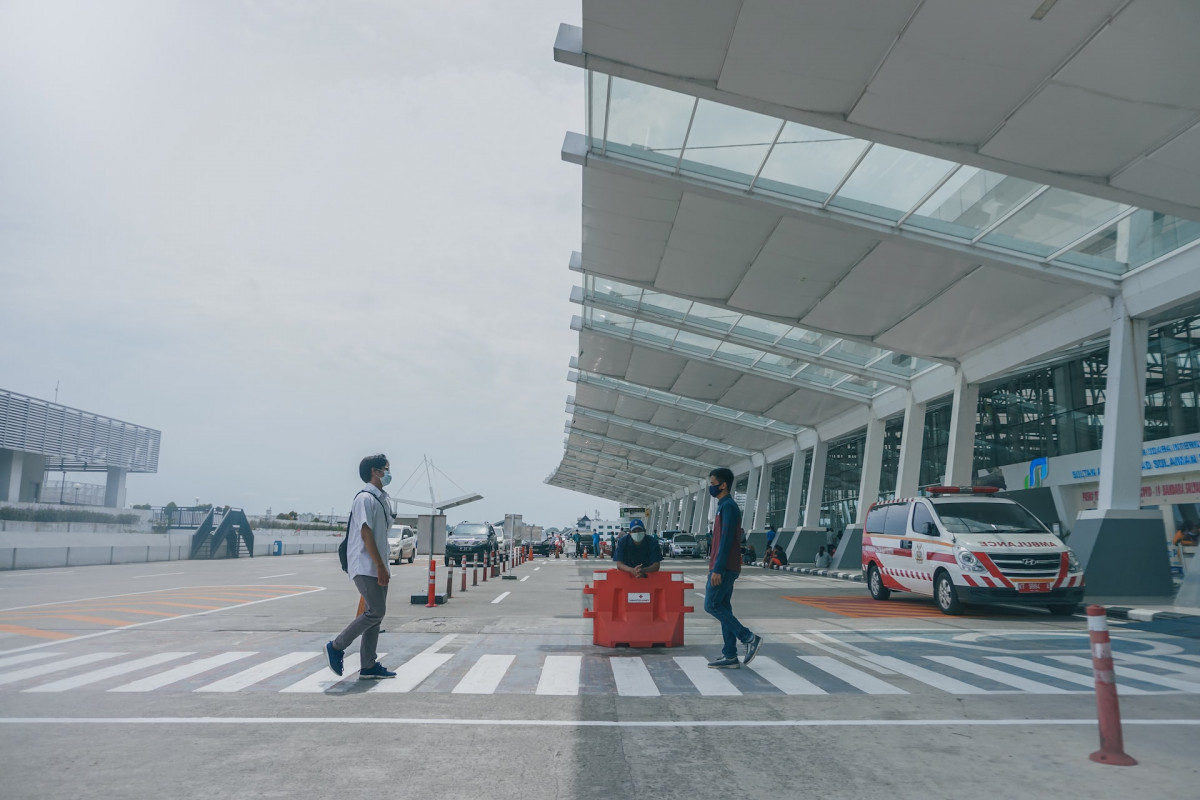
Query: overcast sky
xmin=0 ymin=1 xmax=622 ymax=526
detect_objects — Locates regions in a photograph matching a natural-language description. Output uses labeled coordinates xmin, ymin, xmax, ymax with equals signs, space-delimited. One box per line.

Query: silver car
xmin=670 ymin=533 xmax=699 ymax=558
xmin=387 ymin=525 xmax=418 ymax=564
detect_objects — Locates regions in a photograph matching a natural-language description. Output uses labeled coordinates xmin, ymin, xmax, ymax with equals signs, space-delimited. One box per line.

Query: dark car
xmin=529 ymin=537 xmax=554 ymax=557
xmin=444 ymin=522 xmax=497 ymax=565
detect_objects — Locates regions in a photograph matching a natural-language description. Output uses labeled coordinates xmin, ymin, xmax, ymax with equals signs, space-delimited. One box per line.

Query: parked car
xmin=529 ymin=537 xmax=554 ymax=557
xmin=387 ymin=525 xmax=417 ymax=564
xmin=658 ymin=530 xmax=682 ymax=558
xmin=444 ymin=522 xmax=497 ymax=565
xmin=670 ymin=533 xmax=700 ymax=558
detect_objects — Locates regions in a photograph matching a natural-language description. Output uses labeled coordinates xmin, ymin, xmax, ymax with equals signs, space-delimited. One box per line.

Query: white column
xmin=3 ymin=451 xmax=22 ymax=503
xmin=895 ymin=392 xmax=926 ymax=499
xmin=944 ymin=369 xmax=980 ymax=486
xmin=742 ymin=462 xmax=762 ymax=530
xmin=104 ymin=467 xmax=127 ymax=508
xmin=751 ymin=456 xmax=772 ymax=530
xmin=692 ymin=486 xmax=708 ymax=534
xmin=679 ymin=493 xmax=692 ymax=531
xmin=855 ymin=417 xmax=886 ymax=524
xmin=802 ymin=441 xmax=828 ymax=529
xmin=782 ymin=443 xmax=807 ymax=530
xmin=1098 ymin=296 xmax=1149 ymax=511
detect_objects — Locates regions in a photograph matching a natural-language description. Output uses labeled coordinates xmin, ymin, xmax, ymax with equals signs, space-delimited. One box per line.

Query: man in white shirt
xmin=326 ymin=454 xmax=396 ymax=679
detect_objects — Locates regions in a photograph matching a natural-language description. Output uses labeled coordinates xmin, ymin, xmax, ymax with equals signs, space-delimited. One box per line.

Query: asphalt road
xmin=1 ymin=552 xmax=1198 ymax=799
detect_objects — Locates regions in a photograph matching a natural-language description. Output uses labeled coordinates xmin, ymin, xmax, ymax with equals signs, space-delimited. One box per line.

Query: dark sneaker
xmin=707 ymin=656 xmax=740 ymax=669
xmin=743 ymin=634 xmax=763 ymax=666
xmin=359 ymin=662 xmax=397 ymax=679
xmin=324 ymin=642 xmax=344 ymax=676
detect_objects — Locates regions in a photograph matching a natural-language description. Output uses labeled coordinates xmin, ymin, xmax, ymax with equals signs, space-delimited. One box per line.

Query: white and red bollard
xmin=472 ymin=555 xmax=479 ymax=587
xmin=425 ymin=558 xmax=437 ymax=608
xmin=481 ymin=551 xmax=488 ymax=583
xmin=1086 ymin=605 xmax=1136 ymax=766
xmin=461 ymin=559 xmax=468 ymax=592
xmin=446 ymin=559 xmax=454 ymax=600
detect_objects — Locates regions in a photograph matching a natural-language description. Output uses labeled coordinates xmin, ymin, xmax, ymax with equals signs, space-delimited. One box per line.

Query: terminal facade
xmin=545 ymin=2 xmax=1200 ymax=601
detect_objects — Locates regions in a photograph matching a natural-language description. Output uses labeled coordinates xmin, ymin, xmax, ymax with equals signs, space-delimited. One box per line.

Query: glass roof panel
xmin=824 ymin=339 xmax=879 ymax=366
xmin=829 ymin=145 xmax=958 ymax=221
xmin=980 ymin=189 xmax=1130 ymax=259
xmin=732 ymin=315 xmax=790 ymax=343
xmin=631 ymin=319 xmax=680 ymax=344
xmin=894 ymin=167 xmax=1042 ymax=240
xmin=757 ymin=352 xmax=809 ymax=376
xmin=603 ymin=77 xmax=695 ymax=169
xmin=838 ymin=375 xmax=885 ymax=396
xmin=590 ymin=308 xmax=634 ymax=332
xmin=869 ymin=351 xmax=935 ymax=378
xmin=640 ymin=290 xmax=692 ymax=319
xmin=589 ymin=71 xmax=607 ymax=150
xmin=779 ymin=328 xmax=837 ymax=354
xmin=677 ymin=100 xmax=779 ymax=187
xmin=671 ymin=330 xmax=717 ymax=357
xmin=755 ymin=122 xmax=868 ymax=203
xmin=713 ymin=341 xmax=762 ymax=366
xmin=683 ymin=304 xmax=740 ymax=334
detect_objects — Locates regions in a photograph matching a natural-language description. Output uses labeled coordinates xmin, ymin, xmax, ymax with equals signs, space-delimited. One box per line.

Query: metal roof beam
xmin=565 ymin=429 xmax=713 ymax=474
xmin=568 ymin=403 xmax=756 ymax=459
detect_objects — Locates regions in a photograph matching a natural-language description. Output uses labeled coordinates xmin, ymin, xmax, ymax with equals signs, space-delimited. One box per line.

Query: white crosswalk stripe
xmin=1052 ymin=655 xmax=1200 ymax=692
xmin=110 ymin=652 xmax=256 ymax=692
xmin=452 ymin=654 xmax=515 ymax=695
xmin=797 ymin=656 xmax=907 ymax=695
xmin=280 ymin=652 xmax=384 ymax=693
xmin=536 ymin=655 xmax=582 ymax=695
xmin=673 ymin=656 xmax=741 ymax=696
xmin=0 ymin=653 xmax=121 ymax=686
xmin=926 ymin=656 xmax=1071 ymax=694
xmin=863 ymin=655 xmax=989 ymax=694
xmin=26 ymin=653 xmax=191 ymax=692
xmin=986 ymin=656 xmax=1151 ymax=695
xmin=610 ymin=657 xmax=659 ymax=697
xmin=371 ymin=653 xmax=453 ymax=693
xmin=746 ymin=656 xmax=825 ymax=695
xmin=1113 ymin=652 xmax=1200 ymax=680
xmin=196 ymin=652 xmax=318 ymax=693
xmin=0 ymin=651 xmax=63 ymax=670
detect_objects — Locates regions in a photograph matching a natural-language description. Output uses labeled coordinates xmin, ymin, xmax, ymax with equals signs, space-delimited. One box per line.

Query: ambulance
xmin=861 ymin=486 xmax=1085 ymax=615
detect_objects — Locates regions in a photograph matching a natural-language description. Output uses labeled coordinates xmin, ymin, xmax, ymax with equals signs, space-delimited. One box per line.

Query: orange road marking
xmin=51 ymin=614 xmax=136 ymax=626
xmin=148 ymin=602 xmax=222 ymax=610
xmin=0 ymin=624 xmax=73 ymax=640
xmin=106 ymin=608 xmax=176 ymax=617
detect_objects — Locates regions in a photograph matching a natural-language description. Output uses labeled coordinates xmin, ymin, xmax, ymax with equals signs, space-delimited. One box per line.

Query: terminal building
xmin=545 ymin=2 xmax=1200 ymax=601
xmin=0 ymin=388 xmax=161 ymax=508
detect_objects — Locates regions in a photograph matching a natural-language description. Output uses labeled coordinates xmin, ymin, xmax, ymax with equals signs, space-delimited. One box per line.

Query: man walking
xmin=705 ymin=467 xmax=761 ymax=669
xmin=326 ymin=454 xmax=397 ymax=680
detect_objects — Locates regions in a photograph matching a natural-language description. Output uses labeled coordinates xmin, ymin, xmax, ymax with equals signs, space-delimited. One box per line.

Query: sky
xmin=0 ymin=0 xmax=620 ymax=528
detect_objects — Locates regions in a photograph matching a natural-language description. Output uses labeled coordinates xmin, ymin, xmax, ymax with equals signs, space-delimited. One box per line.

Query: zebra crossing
xmin=3 ymin=638 xmax=1199 ymax=698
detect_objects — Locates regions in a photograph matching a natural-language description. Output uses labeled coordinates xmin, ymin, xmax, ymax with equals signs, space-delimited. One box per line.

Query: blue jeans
xmin=704 ymin=571 xmax=752 ymax=660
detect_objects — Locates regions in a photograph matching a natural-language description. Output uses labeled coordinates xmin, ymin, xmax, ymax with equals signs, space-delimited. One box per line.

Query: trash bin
xmin=272 ymin=540 xmax=283 ymax=556
xmin=582 ymin=569 xmax=694 ymax=648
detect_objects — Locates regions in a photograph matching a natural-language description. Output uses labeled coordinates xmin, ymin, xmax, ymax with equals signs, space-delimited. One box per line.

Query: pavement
xmin=1 ymin=552 xmax=1198 ymax=799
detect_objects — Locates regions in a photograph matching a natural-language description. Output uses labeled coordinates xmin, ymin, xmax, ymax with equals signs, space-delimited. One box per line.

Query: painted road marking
xmin=746 ymin=656 xmax=825 ymax=695
xmin=520 ymin=576 xmax=530 ymax=582
xmin=195 ymin=653 xmax=318 ymax=693
xmin=0 ymin=653 xmax=121 ymax=686
xmin=0 ymin=652 xmax=62 ymax=670
xmin=452 ymin=654 xmax=515 ymax=695
xmin=791 ymin=634 xmax=895 ymax=675
xmin=984 ymin=656 xmax=1149 ymax=694
xmin=491 ymin=592 xmax=511 ymax=604
xmin=797 ymin=656 xmax=907 ymax=694
xmin=257 ymin=574 xmax=297 ymax=579
xmin=26 ymin=653 xmax=190 ymax=692
xmin=372 ymin=653 xmax=454 ymax=693
xmin=0 ymin=624 xmax=73 ymax=640
xmin=1053 ymin=655 xmax=1200 ymax=692
xmin=926 ymin=655 xmax=1070 ymax=694
xmin=610 ymin=657 xmax=659 ymax=697
xmin=421 ymin=634 xmax=457 ymax=655
xmin=280 ymin=653 xmax=378 ymax=693
xmin=1114 ymin=652 xmax=1200 ymax=680
xmin=131 ymin=573 xmax=185 ymax=579
xmin=535 ymin=655 xmax=582 ymax=695
xmin=864 ymin=655 xmax=989 ymax=694
xmin=110 ymin=652 xmax=256 ymax=692
xmin=673 ymin=657 xmax=741 ymax=696
xmin=3 ymin=717 xmax=1200 ymax=728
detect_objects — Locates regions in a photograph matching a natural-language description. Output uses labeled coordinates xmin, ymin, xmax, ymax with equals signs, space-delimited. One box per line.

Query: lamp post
xmin=73 ymin=483 xmax=81 ymax=505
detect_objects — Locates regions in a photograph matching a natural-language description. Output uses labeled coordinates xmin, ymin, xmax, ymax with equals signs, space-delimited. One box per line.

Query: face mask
xmin=708 ymin=485 xmax=722 ymax=498
xmin=631 ymin=531 xmax=645 ymax=543
xmin=380 ymin=471 xmax=392 ymax=487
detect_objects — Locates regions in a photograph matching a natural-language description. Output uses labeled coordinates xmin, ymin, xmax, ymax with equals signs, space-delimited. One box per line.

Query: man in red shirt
xmin=705 ymin=467 xmax=762 ymax=669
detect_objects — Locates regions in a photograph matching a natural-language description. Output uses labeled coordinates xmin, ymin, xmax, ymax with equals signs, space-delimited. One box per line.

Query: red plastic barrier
xmin=582 ymin=569 xmax=694 ymax=648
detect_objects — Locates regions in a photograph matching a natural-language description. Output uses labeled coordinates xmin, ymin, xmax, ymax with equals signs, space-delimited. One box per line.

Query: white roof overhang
xmin=556 ymin=1 xmax=1200 ymax=219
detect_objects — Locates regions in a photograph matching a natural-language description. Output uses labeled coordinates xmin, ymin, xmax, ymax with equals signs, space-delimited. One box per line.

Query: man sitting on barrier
xmin=614 ymin=521 xmax=661 ymax=579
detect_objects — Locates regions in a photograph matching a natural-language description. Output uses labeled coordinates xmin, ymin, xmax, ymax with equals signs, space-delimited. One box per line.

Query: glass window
xmin=905 ymin=169 xmax=1042 ymax=240
xmin=589 ymin=71 xmax=608 ymax=150
xmin=883 ymin=503 xmax=909 ymax=536
xmin=981 ymin=189 xmax=1129 ymax=259
xmin=865 ymin=505 xmax=887 ymax=534
xmin=932 ymin=500 xmax=1049 ymax=535
xmin=912 ymin=503 xmax=936 ymax=537
xmin=678 ymin=100 xmax=780 ymax=186
xmin=604 ymin=78 xmax=695 ymax=169
xmin=755 ymin=122 xmax=869 ymax=204
xmin=830 ymin=145 xmax=958 ymax=221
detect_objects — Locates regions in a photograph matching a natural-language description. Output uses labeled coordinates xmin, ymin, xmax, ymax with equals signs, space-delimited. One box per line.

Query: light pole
xmin=73 ymin=483 xmax=81 ymax=505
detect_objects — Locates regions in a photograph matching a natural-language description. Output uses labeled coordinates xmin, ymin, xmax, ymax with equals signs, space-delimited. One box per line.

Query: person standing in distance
xmin=705 ymin=467 xmax=762 ymax=669
xmin=325 ymin=454 xmax=397 ymax=680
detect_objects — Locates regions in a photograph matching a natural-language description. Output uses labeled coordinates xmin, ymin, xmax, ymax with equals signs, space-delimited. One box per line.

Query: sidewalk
xmin=752 ymin=561 xmax=1200 ymax=628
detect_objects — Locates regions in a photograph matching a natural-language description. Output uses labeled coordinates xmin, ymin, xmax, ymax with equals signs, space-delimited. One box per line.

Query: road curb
xmin=752 ymin=561 xmax=1200 ymax=627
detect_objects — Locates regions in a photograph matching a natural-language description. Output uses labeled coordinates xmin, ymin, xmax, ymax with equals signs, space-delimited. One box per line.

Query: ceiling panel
xmin=625 ymin=346 xmax=688 ymax=389
xmin=669 ymin=360 xmax=743 ymax=402
xmin=612 ymin=395 xmax=662 ymax=421
xmin=717 ymin=374 xmax=797 ymax=414
xmin=1113 ymin=126 xmax=1200 ymax=209
xmin=763 ymin=390 xmax=861 ymax=427
xmin=573 ymin=383 xmax=619 ymax=413
xmin=584 ymin=0 xmax=741 ymax=82
xmin=578 ymin=330 xmax=634 ymax=377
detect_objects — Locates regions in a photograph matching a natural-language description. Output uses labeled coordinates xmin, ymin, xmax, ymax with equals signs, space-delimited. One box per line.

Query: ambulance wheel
xmin=1047 ymin=604 xmax=1077 ymax=616
xmin=934 ymin=571 xmax=963 ymax=615
xmin=867 ymin=564 xmax=890 ymax=601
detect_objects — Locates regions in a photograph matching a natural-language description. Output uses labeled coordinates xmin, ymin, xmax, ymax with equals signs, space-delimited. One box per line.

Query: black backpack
xmin=338 ymin=490 xmax=390 ymax=572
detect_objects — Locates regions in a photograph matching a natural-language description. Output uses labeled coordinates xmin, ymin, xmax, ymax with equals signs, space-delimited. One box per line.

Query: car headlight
xmin=1067 ymin=550 xmax=1083 ymax=573
xmin=954 ymin=547 xmax=987 ymax=573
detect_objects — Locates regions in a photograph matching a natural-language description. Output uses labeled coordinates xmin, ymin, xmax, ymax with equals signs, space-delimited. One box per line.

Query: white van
xmin=861 ymin=487 xmax=1085 ymax=615
xmin=387 ymin=525 xmax=417 ymax=565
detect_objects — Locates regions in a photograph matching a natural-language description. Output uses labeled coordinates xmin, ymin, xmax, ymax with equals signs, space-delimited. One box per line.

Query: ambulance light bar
xmin=923 ymin=486 xmax=1000 ymax=495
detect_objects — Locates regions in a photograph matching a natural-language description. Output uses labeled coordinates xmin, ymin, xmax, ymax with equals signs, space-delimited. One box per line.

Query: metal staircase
xmin=190 ymin=508 xmax=255 ymax=559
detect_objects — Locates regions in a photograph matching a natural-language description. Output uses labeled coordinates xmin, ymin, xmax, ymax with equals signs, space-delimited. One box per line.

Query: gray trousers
xmin=332 ymin=574 xmax=387 ymax=670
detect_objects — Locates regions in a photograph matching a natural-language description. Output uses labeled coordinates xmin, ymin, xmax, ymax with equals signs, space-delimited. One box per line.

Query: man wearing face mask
xmin=705 ymin=467 xmax=762 ymax=669
xmin=614 ymin=521 xmax=661 ymax=579
xmin=325 ymin=453 xmax=396 ymax=680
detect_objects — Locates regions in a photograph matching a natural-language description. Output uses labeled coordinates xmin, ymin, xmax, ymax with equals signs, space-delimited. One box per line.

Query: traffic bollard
xmin=502 ymin=552 xmax=507 ymax=574
xmin=446 ymin=560 xmax=454 ymax=600
xmin=425 ymin=558 xmax=437 ymax=608
xmin=461 ymin=560 xmax=468 ymax=592
xmin=472 ymin=555 xmax=479 ymax=587
xmin=1086 ymin=605 xmax=1137 ymax=766
xmin=482 ymin=552 xmax=488 ymax=583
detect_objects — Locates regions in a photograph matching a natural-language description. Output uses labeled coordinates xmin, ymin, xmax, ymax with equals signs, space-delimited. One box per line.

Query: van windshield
xmin=932 ymin=501 xmax=1049 ymax=535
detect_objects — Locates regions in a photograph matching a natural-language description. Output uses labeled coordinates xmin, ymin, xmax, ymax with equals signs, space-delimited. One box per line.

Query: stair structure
xmin=190 ymin=508 xmax=255 ymax=560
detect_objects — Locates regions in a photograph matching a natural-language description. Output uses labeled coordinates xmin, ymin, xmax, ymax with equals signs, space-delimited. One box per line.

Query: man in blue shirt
xmin=705 ymin=467 xmax=762 ymax=669
xmin=614 ymin=522 xmax=661 ymax=578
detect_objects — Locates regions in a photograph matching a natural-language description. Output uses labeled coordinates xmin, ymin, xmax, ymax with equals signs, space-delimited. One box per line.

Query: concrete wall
xmin=0 ymin=521 xmax=152 ymax=533
xmin=0 ymin=531 xmax=342 ymax=570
